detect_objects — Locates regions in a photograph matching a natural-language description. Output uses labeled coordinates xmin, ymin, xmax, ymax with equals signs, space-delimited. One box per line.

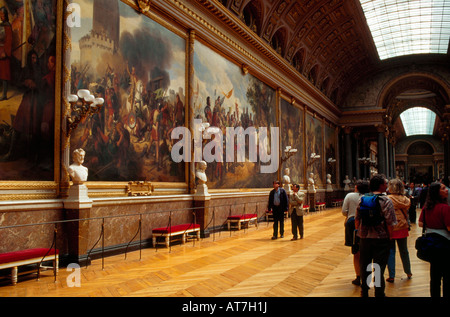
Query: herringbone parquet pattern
xmin=0 ymin=208 xmax=432 ymax=297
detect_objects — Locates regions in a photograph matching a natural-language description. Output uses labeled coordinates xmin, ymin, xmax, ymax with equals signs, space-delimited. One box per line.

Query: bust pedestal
xmin=64 ymin=184 xmax=93 ymax=266
xmin=308 ymin=192 xmax=316 ymax=212
xmin=194 ymin=193 xmax=211 ymax=238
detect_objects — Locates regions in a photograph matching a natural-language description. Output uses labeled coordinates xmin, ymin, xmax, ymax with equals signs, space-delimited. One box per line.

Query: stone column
xmin=389 ymin=135 xmax=396 ymax=179
xmin=354 ymin=132 xmax=360 ymax=180
xmin=343 ymin=127 xmax=353 ymax=180
xmin=377 ymin=125 xmax=387 ymax=176
xmin=361 ymin=138 xmax=369 ymax=179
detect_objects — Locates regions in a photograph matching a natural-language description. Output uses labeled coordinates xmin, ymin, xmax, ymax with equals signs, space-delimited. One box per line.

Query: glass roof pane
xmin=399 ymin=107 xmax=437 ymax=136
xmin=359 ymin=0 xmax=450 ymax=60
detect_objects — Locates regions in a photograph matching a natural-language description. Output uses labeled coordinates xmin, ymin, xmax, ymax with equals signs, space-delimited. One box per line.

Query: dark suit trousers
xmin=272 ymin=205 xmax=284 ymax=237
xmin=291 ymin=209 xmax=303 ymax=238
xmin=359 ymin=238 xmax=390 ymax=297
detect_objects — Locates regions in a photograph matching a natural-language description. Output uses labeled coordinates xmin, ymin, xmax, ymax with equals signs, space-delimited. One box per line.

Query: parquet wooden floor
xmin=0 ymin=208 xmax=434 ymax=298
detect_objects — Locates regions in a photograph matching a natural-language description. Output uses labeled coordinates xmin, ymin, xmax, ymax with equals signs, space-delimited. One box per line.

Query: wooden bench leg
xmin=152 ymin=236 xmax=156 ymax=247
xmin=55 ymin=257 xmax=59 ymax=274
xmin=196 ymin=230 xmax=200 ymax=241
xmin=165 ymin=236 xmax=170 ymax=248
xmin=182 ymin=234 xmax=186 ymax=244
xmin=11 ymin=266 xmax=18 ymax=285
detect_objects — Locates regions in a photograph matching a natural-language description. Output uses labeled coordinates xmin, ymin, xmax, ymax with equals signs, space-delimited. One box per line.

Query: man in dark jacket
xmin=268 ymin=180 xmax=289 ymax=239
xmin=406 ymin=182 xmax=420 ymax=223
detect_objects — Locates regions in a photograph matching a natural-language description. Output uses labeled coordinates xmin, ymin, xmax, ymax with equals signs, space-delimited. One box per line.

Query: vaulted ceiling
xmin=210 ymin=0 xmax=449 ymax=108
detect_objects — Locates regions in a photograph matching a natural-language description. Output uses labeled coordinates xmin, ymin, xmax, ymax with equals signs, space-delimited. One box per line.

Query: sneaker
xmin=271 ymin=236 xmax=277 ymax=240
xmin=386 ymin=277 xmax=394 ymax=283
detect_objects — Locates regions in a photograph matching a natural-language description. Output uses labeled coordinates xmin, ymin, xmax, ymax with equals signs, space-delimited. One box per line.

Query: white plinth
xmin=64 ymin=184 xmax=92 ymax=209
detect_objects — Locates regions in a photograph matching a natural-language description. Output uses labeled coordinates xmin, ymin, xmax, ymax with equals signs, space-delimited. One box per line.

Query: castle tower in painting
xmin=93 ymin=0 xmax=120 ymax=52
xmin=78 ymin=0 xmax=120 ymax=78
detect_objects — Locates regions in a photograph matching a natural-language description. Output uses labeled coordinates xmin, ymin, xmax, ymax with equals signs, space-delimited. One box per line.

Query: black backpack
xmin=359 ymin=194 xmax=384 ymax=226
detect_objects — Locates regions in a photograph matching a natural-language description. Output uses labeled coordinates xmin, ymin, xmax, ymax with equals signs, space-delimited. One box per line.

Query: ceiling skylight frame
xmin=359 ymin=0 xmax=450 ymax=60
xmin=399 ymin=107 xmax=437 ymax=136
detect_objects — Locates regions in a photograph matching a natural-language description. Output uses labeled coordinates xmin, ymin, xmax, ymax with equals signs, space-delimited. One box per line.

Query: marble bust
xmin=326 ymin=174 xmax=333 ymax=192
xmin=308 ymin=172 xmax=316 ymax=193
xmin=195 ymin=160 xmax=209 ymax=197
xmin=343 ymin=175 xmax=351 ymax=191
xmin=282 ymin=168 xmax=291 ymax=194
xmin=68 ymin=148 xmax=88 ymax=185
xmin=195 ymin=160 xmax=208 ymax=185
xmin=64 ymin=148 xmax=92 ymax=209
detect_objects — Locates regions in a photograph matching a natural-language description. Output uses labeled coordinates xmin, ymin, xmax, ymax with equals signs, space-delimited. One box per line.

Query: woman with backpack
xmin=386 ymin=179 xmax=413 ymax=283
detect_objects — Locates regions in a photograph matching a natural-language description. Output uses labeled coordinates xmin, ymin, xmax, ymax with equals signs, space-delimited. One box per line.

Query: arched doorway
xmin=406 ymin=141 xmax=434 ymax=184
xmin=379 ymin=73 xmax=450 ymax=181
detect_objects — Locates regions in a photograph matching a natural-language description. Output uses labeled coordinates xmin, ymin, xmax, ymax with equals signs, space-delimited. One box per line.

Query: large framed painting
xmin=67 ymin=0 xmax=186 ymax=182
xmin=305 ymin=112 xmax=323 ymax=187
xmin=0 ymin=0 xmax=57 ymax=181
xmin=192 ymin=41 xmax=277 ymax=189
xmin=324 ymin=123 xmax=337 ymax=184
xmin=280 ymin=98 xmax=303 ymax=186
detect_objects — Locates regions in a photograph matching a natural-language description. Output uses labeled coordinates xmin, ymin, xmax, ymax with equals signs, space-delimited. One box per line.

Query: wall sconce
xmin=358 ymin=157 xmax=377 ymax=166
xmin=358 ymin=157 xmax=370 ymax=165
xmin=66 ymin=89 xmax=104 ymax=137
xmin=280 ymin=146 xmax=297 ymax=165
xmin=327 ymin=157 xmax=336 ymax=164
xmin=307 ymin=152 xmax=320 ymax=166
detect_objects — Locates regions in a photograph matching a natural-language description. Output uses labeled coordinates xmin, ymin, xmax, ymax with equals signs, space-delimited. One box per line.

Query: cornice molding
xmin=150 ymin=0 xmax=341 ymax=122
xmin=338 ymin=108 xmax=385 ymax=127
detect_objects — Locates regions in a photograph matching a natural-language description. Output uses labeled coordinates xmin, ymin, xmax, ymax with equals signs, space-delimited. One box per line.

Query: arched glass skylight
xmin=359 ymin=0 xmax=450 ymax=60
xmin=400 ymin=107 xmax=437 ymax=136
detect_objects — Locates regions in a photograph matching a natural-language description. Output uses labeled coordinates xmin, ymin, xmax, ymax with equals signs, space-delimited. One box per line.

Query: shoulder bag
xmin=415 ymin=208 xmax=450 ymax=262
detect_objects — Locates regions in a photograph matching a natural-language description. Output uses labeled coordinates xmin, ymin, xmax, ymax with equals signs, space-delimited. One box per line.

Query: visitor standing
xmin=342 ymin=180 xmax=369 ymax=286
xmin=386 ymin=179 xmax=412 ymax=283
xmin=268 ymin=180 xmax=288 ymax=240
xmin=418 ymin=182 xmax=450 ymax=298
xmin=355 ymin=174 xmax=397 ymax=297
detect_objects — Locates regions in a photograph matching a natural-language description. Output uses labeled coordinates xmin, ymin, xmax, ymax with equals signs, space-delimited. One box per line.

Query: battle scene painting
xmin=280 ymin=98 xmax=303 ymax=186
xmin=305 ymin=113 xmax=323 ymax=187
xmin=68 ymin=0 xmax=186 ymax=182
xmin=193 ymin=41 xmax=277 ymax=189
xmin=0 ymin=0 xmax=56 ymax=180
xmin=324 ymin=124 xmax=337 ymax=184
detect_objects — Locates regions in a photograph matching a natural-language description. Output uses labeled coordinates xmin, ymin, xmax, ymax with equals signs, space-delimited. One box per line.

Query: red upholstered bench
xmin=0 ymin=248 xmax=59 ymax=285
xmin=302 ymin=205 xmax=310 ymax=214
xmin=316 ymin=202 xmax=326 ymax=211
xmin=152 ymin=223 xmax=200 ymax=248
xmin=332 ymin=199 xmax=344 ymax=207
xmin=227 ymin=214 xmax=258 ymax=230
xmin=264 ymin=210 xmax=288 ymax=221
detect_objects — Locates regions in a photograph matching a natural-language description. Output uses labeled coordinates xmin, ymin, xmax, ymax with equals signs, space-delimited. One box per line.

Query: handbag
xmin=415 ymin=208 xmax=450 ymax=262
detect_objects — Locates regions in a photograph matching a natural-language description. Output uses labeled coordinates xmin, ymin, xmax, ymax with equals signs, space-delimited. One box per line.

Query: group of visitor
xmin=342 ymin=174 xmax=450 ymax=298
xmin=267 ymin=180 xmax=305 ymax=241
